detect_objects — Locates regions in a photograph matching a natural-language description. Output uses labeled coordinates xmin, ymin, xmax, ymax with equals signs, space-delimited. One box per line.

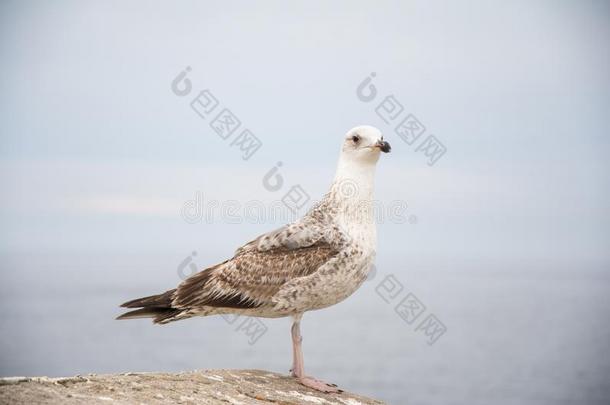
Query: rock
xmin=0 ymin=369 xmax=385 ymax=404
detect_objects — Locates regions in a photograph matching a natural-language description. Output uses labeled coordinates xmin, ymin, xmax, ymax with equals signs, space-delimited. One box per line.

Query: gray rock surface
xmin=0 ymin=369 xmax=385 ymax=405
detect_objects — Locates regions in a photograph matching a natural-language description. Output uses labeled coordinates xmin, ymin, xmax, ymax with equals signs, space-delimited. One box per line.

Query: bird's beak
xmin=374 ymin=139 xmax=391 ymax=153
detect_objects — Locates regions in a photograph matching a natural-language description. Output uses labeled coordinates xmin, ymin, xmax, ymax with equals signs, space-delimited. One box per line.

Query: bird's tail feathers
xmin=117 ymin=289 xmax=183 ymax=324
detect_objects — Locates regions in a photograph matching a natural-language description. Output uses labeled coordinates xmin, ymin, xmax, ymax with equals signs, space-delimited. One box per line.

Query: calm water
xmin=1 ymin=251 xmax=609 ymax=404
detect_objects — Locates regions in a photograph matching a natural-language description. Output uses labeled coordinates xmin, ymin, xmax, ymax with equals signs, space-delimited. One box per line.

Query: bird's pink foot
xmin=297 ymin=376 xmax=342 ymax=393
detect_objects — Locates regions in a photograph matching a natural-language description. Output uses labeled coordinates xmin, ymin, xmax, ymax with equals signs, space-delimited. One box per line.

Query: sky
xmin=0 ymin=0 xmax=609 ymax=268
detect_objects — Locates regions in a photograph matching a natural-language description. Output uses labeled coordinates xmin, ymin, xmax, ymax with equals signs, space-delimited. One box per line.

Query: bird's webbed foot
xmin=297 ymin=376 xmax=343 ymax=393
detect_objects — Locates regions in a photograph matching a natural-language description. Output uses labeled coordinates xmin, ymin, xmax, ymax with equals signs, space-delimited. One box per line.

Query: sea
xmin=1 ymin=250 xmax=609 ymax=405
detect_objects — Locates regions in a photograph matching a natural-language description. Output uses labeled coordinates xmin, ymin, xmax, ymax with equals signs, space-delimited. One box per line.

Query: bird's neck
xmin=327 ymin=158 xmax=377 ymax=230
xmin=332 ymin=158 xmax=376 ymax=200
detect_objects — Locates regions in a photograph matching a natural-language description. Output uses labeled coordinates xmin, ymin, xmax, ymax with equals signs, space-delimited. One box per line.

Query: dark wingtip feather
xmin=120 ymin=290 xmax=176 ymax=308
xmin=116 ymin=308 xmax=156 ymax=320
xmin=116 ymin=307 xmax=181 ymax=322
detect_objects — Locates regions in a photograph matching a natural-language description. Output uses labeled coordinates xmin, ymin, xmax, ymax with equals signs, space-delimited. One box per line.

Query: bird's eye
xmin=351 ymin=135 xmax=360 ymax=143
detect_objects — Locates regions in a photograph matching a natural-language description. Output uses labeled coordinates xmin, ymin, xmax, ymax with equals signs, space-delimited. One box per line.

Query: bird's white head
xmin=329 ymin=125 xmax=390 ymax=227
xmin=333 ymin=125 xmax=390 ymax=195
xmin=340 ymin=125 xmax=391 ymax=166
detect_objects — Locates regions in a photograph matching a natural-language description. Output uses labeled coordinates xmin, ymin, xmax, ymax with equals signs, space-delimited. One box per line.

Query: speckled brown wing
xmin=172 ymin=221 xmax=340 ymax=310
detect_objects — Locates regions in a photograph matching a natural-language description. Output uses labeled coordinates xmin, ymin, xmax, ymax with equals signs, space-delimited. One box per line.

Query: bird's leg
xmin=290 ymin=315 xmax=304 ymax=378
xmin=290 ymin=314 xmax=342 ymax=394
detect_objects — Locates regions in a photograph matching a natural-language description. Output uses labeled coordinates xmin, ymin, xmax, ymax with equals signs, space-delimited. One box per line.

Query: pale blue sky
xmin=1 ymin=0 xmax=608 ymax=266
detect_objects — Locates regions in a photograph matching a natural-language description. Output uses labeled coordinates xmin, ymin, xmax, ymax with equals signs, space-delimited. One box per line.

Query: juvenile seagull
xmin=117 ymin=125 xmax=391 ymax=393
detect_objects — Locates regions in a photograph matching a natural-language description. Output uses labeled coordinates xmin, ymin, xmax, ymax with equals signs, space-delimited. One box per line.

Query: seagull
xmin=117 ymin=125 xmax=391 ymax=393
